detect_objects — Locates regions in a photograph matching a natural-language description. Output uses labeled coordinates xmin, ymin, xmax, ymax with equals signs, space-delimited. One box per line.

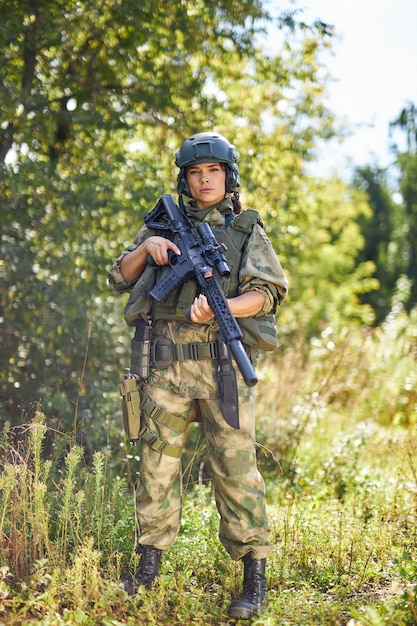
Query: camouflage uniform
xmin=109 ymin=197 xmax=287 ymax=561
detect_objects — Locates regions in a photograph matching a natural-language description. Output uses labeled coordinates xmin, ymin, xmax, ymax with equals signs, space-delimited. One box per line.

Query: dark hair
xmin=231 ymin=194 xmax=242 ymax=214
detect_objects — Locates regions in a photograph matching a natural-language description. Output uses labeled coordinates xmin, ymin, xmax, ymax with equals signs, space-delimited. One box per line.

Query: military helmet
xmin=175 ymin=132 xmax=240 ymax=197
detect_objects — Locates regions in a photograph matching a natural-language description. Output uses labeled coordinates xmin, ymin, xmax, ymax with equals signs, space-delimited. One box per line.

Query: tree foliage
xmin=352 ymin=166 xmax=398 ymax=323
xmin=352 ymin=102 xmax=417 ymax=321
xmin=0 ymin=0 xmax=267 ymax=163
xmin=390 ymin=103 xmax=417 ymax=310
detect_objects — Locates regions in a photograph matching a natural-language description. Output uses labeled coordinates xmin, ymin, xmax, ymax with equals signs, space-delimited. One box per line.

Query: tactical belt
xmin=151 ymin=335 xmax=218 ymax=368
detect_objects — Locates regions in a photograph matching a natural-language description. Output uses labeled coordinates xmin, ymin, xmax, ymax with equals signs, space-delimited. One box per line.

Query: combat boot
xmin=122 ymin=544 xmax=162 ymax=594
xmin=227 ymin=555 xmax=267 ymax=620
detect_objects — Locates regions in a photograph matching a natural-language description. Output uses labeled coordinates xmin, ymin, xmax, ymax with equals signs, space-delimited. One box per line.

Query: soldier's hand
xmin=146 ymin=237 xmax=181 ymax=265
xmin=189 ymin=294 xmax=214 ymax=324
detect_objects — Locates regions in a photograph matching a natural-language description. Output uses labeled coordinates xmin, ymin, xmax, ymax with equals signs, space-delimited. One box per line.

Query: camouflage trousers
xmin=136 ymin=382 xmax=272 ymax=561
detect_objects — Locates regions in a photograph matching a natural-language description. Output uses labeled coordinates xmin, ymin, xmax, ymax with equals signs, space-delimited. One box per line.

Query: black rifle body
xmin=145 ymin=194 xmax=257 ymax=387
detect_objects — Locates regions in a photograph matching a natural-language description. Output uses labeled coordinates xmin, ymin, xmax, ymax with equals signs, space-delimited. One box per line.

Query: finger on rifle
xmin=167 ymin=241 xmax=181 ymax=256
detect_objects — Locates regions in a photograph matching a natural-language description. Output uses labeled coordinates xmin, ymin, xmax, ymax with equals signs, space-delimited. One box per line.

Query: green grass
xmin=1 ymin=312 xmax=417 ymax=624
xmin=0 ymin=416 xmax=416 ymax=624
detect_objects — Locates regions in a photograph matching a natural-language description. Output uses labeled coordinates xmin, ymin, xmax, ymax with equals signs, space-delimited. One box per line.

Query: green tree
xmin=389 ymin=102 xmax=417 ymax=311
xmin=0 ymin=0 xmax=267 ymax=164
xmin=352 ymin=165 xmax=398 ymax=323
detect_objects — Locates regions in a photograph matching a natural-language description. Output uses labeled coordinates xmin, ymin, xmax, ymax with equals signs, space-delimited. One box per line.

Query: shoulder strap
xmin=231 ymin=208 xmax=263 ymax=232
xmin=225 ymin=208 xmax=263 ymax=250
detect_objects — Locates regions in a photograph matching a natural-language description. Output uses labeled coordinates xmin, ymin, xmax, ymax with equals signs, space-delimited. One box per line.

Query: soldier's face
xmin=186 ymin=162 xmax=226 ymax=209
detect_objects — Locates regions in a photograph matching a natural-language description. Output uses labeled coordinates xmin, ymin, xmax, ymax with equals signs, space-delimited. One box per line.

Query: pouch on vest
xmin=130 ymin=319 xmax=153 ymax=379
xmin=151 ymin=278 xmax=198 ymax=320
xmin=124 ymin=264 xmax=158 ymax=327
xmin=238 ymin=315 xmax=278 ymax=352
xmin=119 ymin=373 xmax=141 ymax=443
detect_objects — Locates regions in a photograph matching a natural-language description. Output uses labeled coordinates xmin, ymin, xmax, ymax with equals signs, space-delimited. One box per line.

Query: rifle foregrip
xmin=149 ymin=270 xmax=185 ymax=303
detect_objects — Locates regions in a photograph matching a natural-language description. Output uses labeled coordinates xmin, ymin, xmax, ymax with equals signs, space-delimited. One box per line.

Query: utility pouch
xmin=130 ymin=319 xmax=153 ymax=379
xmin=119 ymin=372 xmax=141 ymax=443
xmin=151 ymin=335 xmax=175 ymax=369
xmin=237 ymin=314 xmax=278 ymax=352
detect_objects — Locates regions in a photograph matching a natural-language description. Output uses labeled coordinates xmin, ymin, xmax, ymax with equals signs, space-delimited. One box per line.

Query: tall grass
xmin=0 ymin=307 xmax=416 ymax=624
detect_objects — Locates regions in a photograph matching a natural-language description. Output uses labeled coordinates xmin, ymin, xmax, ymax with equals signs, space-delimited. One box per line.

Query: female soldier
xmin=109 ymin=132 xmax=288 ymax=620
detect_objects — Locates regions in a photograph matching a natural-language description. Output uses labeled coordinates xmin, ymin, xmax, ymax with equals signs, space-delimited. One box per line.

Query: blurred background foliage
xmin=1 ymin=0 xmax=416 ymax=474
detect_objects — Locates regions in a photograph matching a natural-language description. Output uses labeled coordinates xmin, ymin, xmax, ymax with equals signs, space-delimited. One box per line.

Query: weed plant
xmin=0 ymin=307 xmax=416 ymax=624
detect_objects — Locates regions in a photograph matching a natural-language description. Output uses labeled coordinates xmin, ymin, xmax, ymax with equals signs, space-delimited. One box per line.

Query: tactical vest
xmin=124 ymin=209 xmax=278 ymax=352
xmin=151 ymin=209 xmax=259 ymax=319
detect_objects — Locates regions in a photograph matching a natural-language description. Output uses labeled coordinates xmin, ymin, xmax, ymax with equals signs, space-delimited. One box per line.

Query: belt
xmin=172 ymin=340 xmax=218 ymax=361
xmin=151 ymin=335 xmax=218 ymax=368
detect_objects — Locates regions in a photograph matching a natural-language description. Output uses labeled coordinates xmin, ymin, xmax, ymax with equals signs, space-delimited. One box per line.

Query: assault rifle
xmin=144 ymin=194 xmax=258 ymax=397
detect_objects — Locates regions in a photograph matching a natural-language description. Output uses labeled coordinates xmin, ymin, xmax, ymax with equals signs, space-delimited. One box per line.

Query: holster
xmin=119 ymin=373 xmax=141 ymax=443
